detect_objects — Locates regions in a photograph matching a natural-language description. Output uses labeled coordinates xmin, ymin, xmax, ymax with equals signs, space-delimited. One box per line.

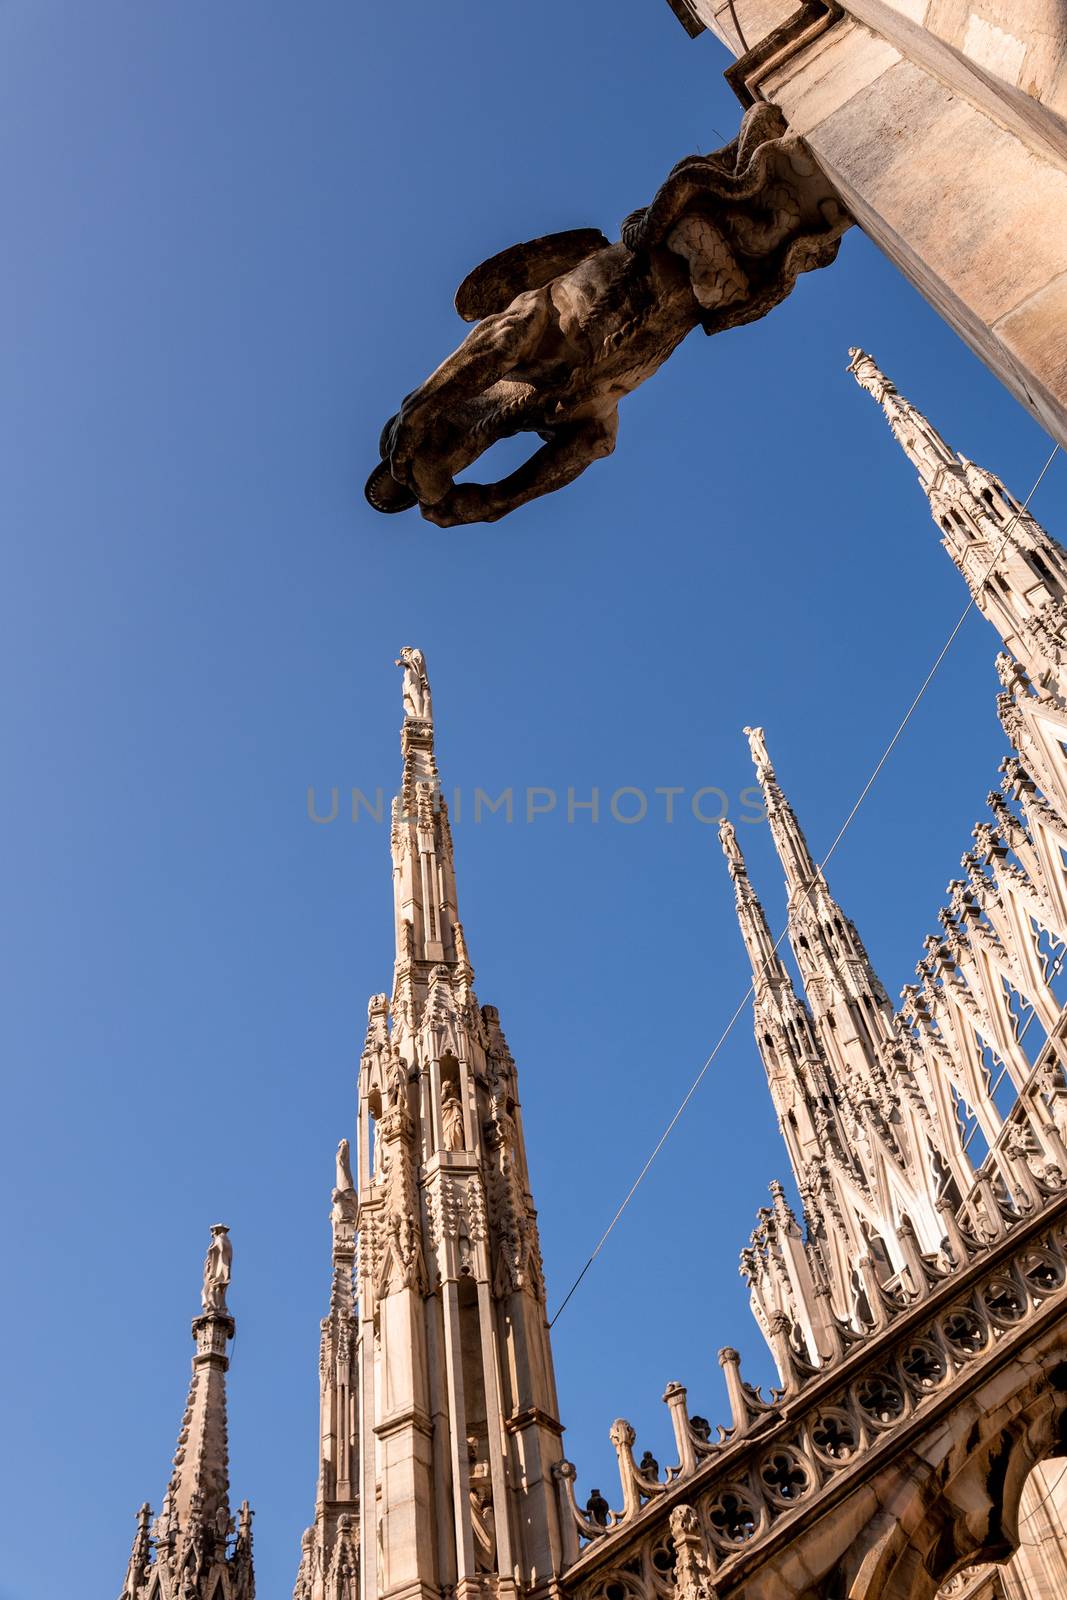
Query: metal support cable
xmin=725 ymin=0 xmax=749 ymax=53
xmin=1020 ymin=1460 xmax=1067 ymax=1526
xmin=549 ymin=442 xmax=1061 ymax=1328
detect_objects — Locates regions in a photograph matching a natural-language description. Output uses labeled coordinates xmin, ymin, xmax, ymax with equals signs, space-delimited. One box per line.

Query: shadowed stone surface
xmin=365 ymin=104 xmax=847 ymax=528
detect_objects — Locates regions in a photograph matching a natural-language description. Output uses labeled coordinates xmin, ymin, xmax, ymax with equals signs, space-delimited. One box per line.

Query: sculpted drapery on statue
xmin=395 ymin=645 xmax=432 ymax=721
xmin=201 ymin=1224 xmax=232 ymax=1314
xmin=365 ymin=104 xmax=848 ymax=526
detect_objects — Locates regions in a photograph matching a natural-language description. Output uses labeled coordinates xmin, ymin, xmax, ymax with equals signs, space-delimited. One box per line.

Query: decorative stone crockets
xmin=119 ymin=1228 xmax=254 ymax=1600
xmin=546 ymin=360 xmax=1067 ymax=1600
xmin=849 ymin=350 xmax=1067 ymax=703
xmin=295 ymin=649 xmax=570 ymax=1600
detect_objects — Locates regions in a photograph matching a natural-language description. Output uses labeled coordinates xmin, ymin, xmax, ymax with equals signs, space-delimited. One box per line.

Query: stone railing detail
xmin=556 ymin=1182 xmax=1067 ymax=1594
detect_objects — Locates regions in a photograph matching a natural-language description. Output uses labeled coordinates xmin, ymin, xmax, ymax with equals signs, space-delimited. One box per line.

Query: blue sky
xmin=1 ymin=3 xmax=1062 ymax=1597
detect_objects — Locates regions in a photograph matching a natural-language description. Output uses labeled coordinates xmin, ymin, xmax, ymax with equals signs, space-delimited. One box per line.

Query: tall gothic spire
xmin=296 ymin=650 xmax=571 ymax=1600
xmin=847 ymin=347 xmax=959 ymax=486
xmin=293 ymin=1147 xmax=360 ymax=1600
xmin=849 ymin=347 xmax=1067 ymax=694
xmin=719 ymin=818 xmax=844 ymax=1168
xmin=742 ymin=725 xmax=820 ymax=899
xmin=726 ymin=729 xmax=964 ymax=1366
xmin=119 ymin=1228 xmax=254 ymax=1600
xmin=742 ymin=724 xmax=896 ymax=1088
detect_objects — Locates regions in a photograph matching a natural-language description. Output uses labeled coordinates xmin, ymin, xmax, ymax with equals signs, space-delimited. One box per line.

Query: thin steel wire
xmin=549 ymin=442 xmax=1061 ymax=1328
xmin=1020 ymin=1460 xmax=1067 ymax=1527
xmin=725 ymin=0 xmax=749 ymax=53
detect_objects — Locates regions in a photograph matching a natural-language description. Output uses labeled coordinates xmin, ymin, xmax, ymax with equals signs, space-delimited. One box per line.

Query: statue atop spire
xmin=118 ymin=1229 xmax=253 ymax=1600
xmin=396 ymin=645 xmax=439 ymax=797
xmin=201 ymin=1223 xmax=232 ymax=1314
xmin=743 ymin=723 xmax=772 ymax=779
xmin=396 ymin=645 xmax=433 ymax=723
xmin=718 ymin=816 xmax=745 ymax=875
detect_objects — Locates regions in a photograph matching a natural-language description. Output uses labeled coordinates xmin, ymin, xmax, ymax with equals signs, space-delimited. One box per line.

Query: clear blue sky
xmin=1 ymin=3 xmax=1061 ymax=1597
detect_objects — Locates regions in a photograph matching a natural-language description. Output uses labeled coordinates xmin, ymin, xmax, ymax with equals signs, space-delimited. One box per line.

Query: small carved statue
xmin=336 ymin=1137 xmax=355 ymax=1193
xmin=388 ymin=1054 xmax=408 ymax=1109
xmin=201 ymin=1224 xmax=232 ymax=1314
xmin=396 ymin=647 xmax=432 ymax=721
xmin=441 ymin=1079 xmax=465 ymax=1152
xmin=467 ymin=1439 xmax=497 ymax=1571
xmin=366 ymin=104 xmax=847 ymax=527
xmin=470 ymin=1481 xmax=496 ymax=1572
xmin=743 ymin=724 xmax=771 ymax=775
xmin=585 ymin=1488 xmax=610 ymax=1527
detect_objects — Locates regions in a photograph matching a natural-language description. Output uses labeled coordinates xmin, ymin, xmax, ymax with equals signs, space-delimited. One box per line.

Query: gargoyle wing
xmin=454 ymin=228 xmax=611 ymax=322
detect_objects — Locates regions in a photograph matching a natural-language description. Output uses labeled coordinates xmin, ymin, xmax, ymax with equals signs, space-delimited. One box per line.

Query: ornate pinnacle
xmin=741 ymin=725 xmax=820 ymax=898
xmin=118 ymin=1504 xmax=152 ymax=1600
xmin=166 ymin=1229 xmax=237 ymax=1538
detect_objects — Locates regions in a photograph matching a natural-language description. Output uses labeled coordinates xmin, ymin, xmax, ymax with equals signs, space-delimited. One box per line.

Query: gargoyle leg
xmin=421 ymin=412 xmax=619 ymax=528
xmin=389 ymin=293 xmax=550 ymax=503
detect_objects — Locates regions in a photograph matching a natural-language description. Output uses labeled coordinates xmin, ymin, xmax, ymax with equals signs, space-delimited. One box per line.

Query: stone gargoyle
xmin=364 ymin=104 xmax=849 ymax=527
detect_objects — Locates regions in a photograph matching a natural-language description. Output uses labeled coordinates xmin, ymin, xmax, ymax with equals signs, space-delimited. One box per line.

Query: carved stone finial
xmin=670 ymin=1502 xmax=717 ymax=1600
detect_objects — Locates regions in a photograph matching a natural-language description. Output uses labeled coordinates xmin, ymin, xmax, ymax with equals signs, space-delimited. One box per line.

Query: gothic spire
xmin=849 ymin=348 xmax=1067 ymax=693
xmin=119 ymin=1228 xmax=253 ymax=1600
xmin=742 ymin=723 xmax=895 ymax=1043
xmin=162 ymin=1226 xmax=234 ymax=1536
xmin=743 ymin=725 xmax=820 ymax=899
xmin=725 ymin=729 xmax=973 ymax=1361
xmin=392 ymin=646 xmax=464 ymax=977
xmin=847 ymin=347 xmax=958 ymax=487
xmin=296 ymin=651 xmax=570 ymax=1600
xmin=718 ymin=819 xmax=846 ymax=1178
xmin=719 ymin=817 xmax=789 ymax=989
xmin=293 ymin=1147 xmax=359 ymax=1600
